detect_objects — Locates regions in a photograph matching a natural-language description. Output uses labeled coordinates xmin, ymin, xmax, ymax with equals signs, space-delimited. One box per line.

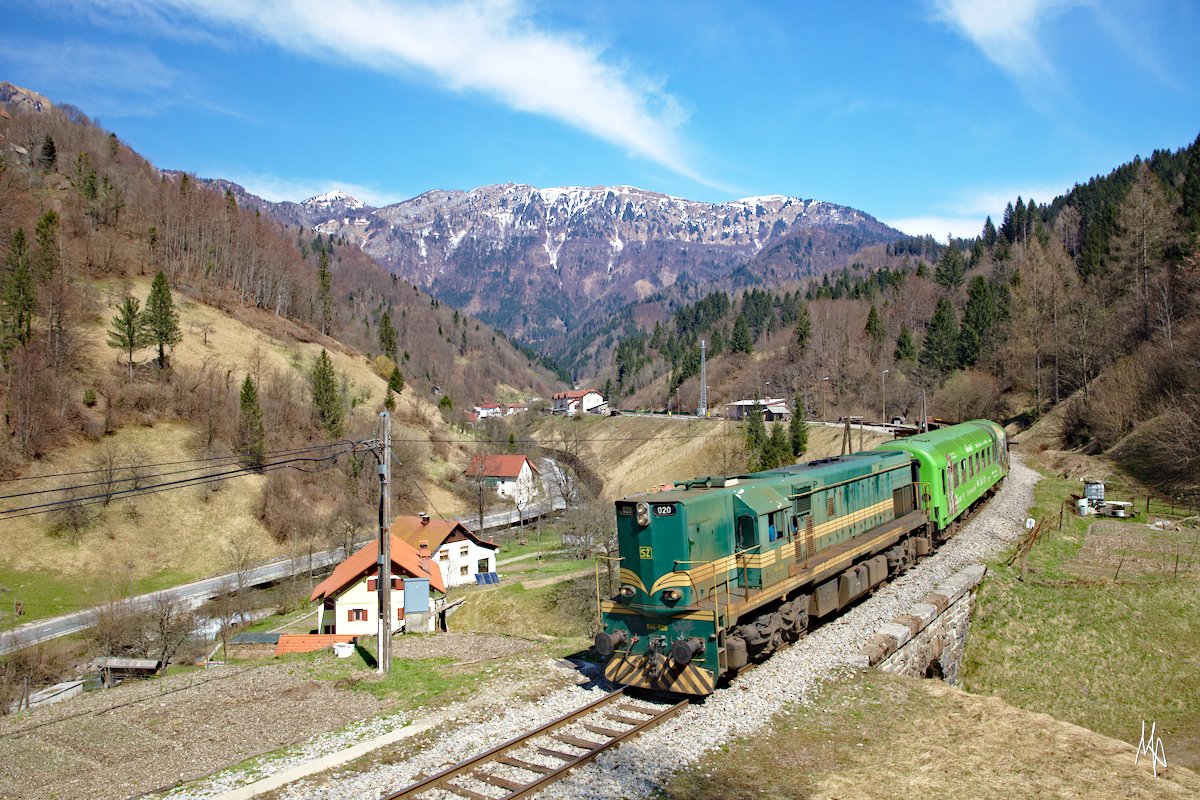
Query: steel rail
xmin=384 ymin=688 xmax=686 ymax=800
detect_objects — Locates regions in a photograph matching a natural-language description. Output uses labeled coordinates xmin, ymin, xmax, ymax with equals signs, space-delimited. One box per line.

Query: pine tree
xmin=958 ymin=275 xmax=998 ymax=366
xmin=744 ymin=405 xmax=766 ymax=462
xmin=894 ymin=324 xmax=917 ymax=364
xmin=760 ymin=423 xmax=793 ymax=470
xmin=730 ymin=313 xmax=753 ymax=354
xmin=919 ymin=297 xmax=960 ymax=377
xmin=2 ymin=229 xmax=35 ymax=360
xmin=33 ymin=210 xmax=60 ymax=282
xmin=310 ymin=349 xmax=344 ymax=436
xmin=387 ymin=365 xmax=405 ymax=395
xmin=384 ymin=388 xmax=396 ymax=411
xmin=318 ymin=246 xmax=333 ymax=335
xmin=934 ymin=246 xmax=966 ymax=290
xmin=143 ymin=270 xmax=181 ymax=368
xmin=236 ymin=375 xmax=266 ymax=467
xmin=37 ymin=135 xmax=56 ymax=170
xmin=378 ymin=310 xmax=397 ymax=360
xmin=983 ymin=216 xmax=997 ymax=248
xmin=106 ymin=295 xmax=149 ymax=382
xmin=864 ymin=303 xmax=885 ymax=359
xmin=794 ymin=301 xmax=811 ymax=356
xmin=1182 ymin=132 xmax=1200 ymax=236
xmin=789 ymin=394 xmax=809 ymax=457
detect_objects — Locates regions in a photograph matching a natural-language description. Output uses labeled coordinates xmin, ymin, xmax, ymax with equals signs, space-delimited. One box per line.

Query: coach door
xmin=792 ymin=485 xmax=814 ymax=567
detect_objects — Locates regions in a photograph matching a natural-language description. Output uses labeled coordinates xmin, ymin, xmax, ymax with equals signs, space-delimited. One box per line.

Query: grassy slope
xmin=962 ymin=466 xmax=1200 ymax=768
xmin=0 ymin=278 xmax=469 ymax=628
xmin=667 ymin=671 xmax=1200 ymax=799
xmin=533 ymin=415 xmax=891 ymax=500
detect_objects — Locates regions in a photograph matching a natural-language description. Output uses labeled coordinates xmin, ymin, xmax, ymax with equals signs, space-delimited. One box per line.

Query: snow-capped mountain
xmin=310 ymin=183 xmax=899 ymax=341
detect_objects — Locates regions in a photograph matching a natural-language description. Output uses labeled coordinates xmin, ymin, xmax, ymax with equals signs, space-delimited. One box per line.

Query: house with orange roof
xmin=465 ymin=453 xmax=541 ymax=507
xmin=392 ymin=513 xmax=500 ymax=588
xmin=310 ymin=534 xmax=446 ymax=636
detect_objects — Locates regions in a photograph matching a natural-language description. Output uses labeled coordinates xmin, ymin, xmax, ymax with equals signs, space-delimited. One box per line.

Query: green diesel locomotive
xmin=595 ymin=419 xmax=1008 ymax=695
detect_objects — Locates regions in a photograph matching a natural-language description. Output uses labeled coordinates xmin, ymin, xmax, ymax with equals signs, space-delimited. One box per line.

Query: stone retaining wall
xmin=858 ymin=564 xmax=986 ymax=685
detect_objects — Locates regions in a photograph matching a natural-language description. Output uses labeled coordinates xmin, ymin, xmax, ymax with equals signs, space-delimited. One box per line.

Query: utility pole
xmin=697 ymin=339 xmax=707 ymax=417
xmin=376 ymin=411 xmax=392 ymax=674
xmin=881 ymin=368 xmax=889 ymax=424
xmin=821 ymin=376 xmax=830 ymax=421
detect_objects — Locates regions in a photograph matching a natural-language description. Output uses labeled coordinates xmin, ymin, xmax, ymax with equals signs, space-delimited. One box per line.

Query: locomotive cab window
xmin=736 ymin=516 xmax=757 ymax=551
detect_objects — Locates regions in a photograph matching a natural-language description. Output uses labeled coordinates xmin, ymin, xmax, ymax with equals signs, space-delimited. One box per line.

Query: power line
xmin=0 ymin=448 xmax=353 ymax=523
xmin=0 ymin=441 xmax=354 ymax=485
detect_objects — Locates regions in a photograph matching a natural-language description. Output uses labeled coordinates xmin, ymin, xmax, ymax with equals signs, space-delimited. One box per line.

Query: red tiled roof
xmin=552 ymin=389 xmax=598 ymax=400
xmin=391 ymin=515 xmax=498 ymax=553
xmin=476 ymin=402 xmax=501 ymax=409
xmin=465 ymin=454 xmax=538 ymax=479
xmin=274 ymin=634 xmax=356 ymax=655
xmin=310 ymin=535 xmax=445 ymax=601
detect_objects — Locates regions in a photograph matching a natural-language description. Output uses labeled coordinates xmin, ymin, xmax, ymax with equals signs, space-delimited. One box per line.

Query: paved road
xmin=0 ymin=459 xmax=570 ymax=655
xmin=0 ymin=549 xmax=345 ymax=656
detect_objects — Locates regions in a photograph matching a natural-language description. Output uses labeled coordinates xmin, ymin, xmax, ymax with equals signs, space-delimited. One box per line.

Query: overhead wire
xmin=0 ymin=440 xmax=355 ymax=485
xmin=0 ymin=447 xmax=355 ymax=523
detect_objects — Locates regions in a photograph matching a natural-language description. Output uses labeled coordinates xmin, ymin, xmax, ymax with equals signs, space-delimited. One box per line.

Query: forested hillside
xmin=599 ymin=134 xmax=1200 ymax=493
xmin=0 ymin=89 xmax=560 ymax=560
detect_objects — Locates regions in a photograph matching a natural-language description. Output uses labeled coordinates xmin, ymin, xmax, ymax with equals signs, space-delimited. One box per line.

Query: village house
xmin=465 ymin=454 xmax=541 ymax=507
xmin=726 ymin=398 xmax=792 ymax=422
xmin=310 ymin=535 xmax=446 ymax=636
xmin=551 ymin=388 xmax=606 ymax=415
xmin=473 ymin=401 xmax=504 ymax=419
xmin=393 ymin=513 xmax=501 ymax=588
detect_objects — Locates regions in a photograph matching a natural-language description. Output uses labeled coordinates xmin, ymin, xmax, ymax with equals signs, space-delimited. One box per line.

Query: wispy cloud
xmin=0 ymin=38 xmax=178 ymax=116
xmin=223 ymin=170 xmax=405 ymax=207
xmin=929 ymin=0 xmax=1079 ymax=86
xmin=887 ymin=181 xmax=1072 ymax=240
xmin=81 ymin=0 xmax=707 ymax=185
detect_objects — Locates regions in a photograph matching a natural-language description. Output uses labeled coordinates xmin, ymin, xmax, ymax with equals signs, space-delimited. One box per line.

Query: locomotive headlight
xmin=661 ymin=589 xmax=682 ymax=602
xmin=618 ymin=585 xmax=636 ymax=598
xmin=635 ymin=501 xmax=650 ymax=527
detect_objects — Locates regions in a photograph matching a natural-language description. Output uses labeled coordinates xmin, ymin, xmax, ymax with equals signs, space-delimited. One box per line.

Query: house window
xmin=347 ymin=608 xmax=368 ymax=622
xmin=460 ymin=545 xmax=469 ymax=557
xmin=439 ymin=551 xmax=449 ymax=561
xmin=392 ymin=577 xmax=401 ymax=590
xmin=477 ymin=558 xmax=490 ymax=573
xmin=460 ymin=564 xmax=469 ymax=576
xmin=367 ymin=578 xmax=377 ymax=592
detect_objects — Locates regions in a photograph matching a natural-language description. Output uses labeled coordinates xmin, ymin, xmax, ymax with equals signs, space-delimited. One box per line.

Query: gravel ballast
xmin=275 ymin=456 xmax=1038 ymax=800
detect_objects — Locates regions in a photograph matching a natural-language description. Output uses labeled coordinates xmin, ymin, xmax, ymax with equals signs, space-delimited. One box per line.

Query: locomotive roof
xmin=627 ymin=449 xmax=907 ymax=505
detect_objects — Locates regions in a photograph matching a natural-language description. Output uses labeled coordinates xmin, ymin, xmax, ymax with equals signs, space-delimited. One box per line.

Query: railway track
xmin=384 ymin=688 xmax=686 ymax=800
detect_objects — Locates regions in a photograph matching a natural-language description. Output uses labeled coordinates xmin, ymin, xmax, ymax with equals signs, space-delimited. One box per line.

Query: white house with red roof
xmin=551 ymin=388 xmax=605 ymax=416
xmin=465 ymin=453 xmax=540 ymax=506
xmin=393 ymin=514 xmax=501 ymax=588
xmin=473 ymin=401 xmax=504 ymax=419
xmin=310 ymin=535 xmax=446 ymax=636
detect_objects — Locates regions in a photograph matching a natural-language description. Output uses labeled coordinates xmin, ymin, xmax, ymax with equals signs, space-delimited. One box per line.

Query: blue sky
xmin=2 ymin=0 xmax=1198 ymax=238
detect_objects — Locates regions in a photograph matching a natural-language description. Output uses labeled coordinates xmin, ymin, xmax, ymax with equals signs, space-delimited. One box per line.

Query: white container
xmin=1084 ymin=481 xmax=1105 ymax=503
xmin=1076 ymin=499 xmax=1090 ymax=517
xmin=332 ymin=642 xmax=355 ymax=658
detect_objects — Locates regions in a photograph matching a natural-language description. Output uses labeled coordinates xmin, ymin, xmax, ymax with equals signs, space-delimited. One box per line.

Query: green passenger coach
xmin=595 ymin=420 xmax=1008 ymax=696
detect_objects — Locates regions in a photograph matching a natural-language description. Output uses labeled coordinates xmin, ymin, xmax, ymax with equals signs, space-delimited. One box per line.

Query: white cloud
xmin=885 ymin=215 xmax=983 ymax=241
xmin=888 ymin=180 xmax=1073 ymax=240
xmin=88 ymin=0 xmax=705 ymax=184
xmin=929 ymin=0 xmax=1080 ymax=83
xmin=224 ymin=171 xmax=405 ymax=207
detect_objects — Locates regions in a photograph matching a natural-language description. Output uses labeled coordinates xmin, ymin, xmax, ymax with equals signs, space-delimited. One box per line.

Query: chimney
xmin=418 ymin=541 xmax=431 ymax=574
xmin=419 ymin=512 xmax=430 ymax=526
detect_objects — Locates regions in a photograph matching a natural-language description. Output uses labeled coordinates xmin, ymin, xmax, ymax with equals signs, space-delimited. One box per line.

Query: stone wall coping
xmin=857 ymin=563 xmax=988 ymax=667
xmin=878 ymin=622 xmax=912 ymax=646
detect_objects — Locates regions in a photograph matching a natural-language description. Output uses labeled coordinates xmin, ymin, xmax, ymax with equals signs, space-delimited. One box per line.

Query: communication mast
xmin=697 ymin=339 xmax=707 ymax=417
